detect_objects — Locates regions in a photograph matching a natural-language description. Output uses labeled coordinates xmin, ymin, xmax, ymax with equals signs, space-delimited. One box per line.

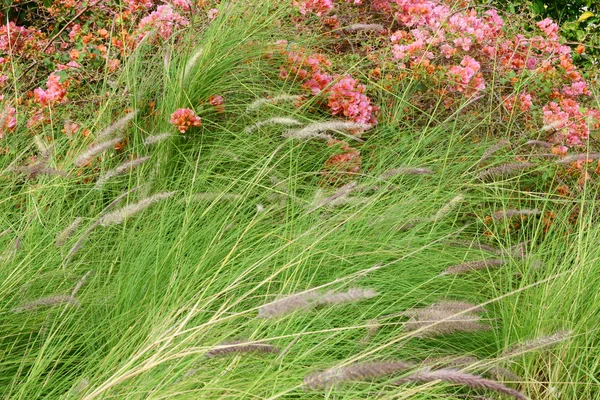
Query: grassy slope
xmin=1 ymin=2 xmax=599 ymax=399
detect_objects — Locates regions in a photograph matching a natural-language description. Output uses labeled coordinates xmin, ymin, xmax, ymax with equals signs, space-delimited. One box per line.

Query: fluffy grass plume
xmin=501 ymin=330 xmax=572 ymax=358
xmin=244 ymin=117 xmax=303 ymax=133
xmin=258 ymin=290 xmax=322 ymax=318
xmin=144 ymin=133 xmax=172 ymax=146
xmin=191 ymin=192 xmax=243 ymax=202
xmin=96 ymin=110 xmax=138 ymax=140
xmin=555 ymin=153 xmax=600 ymax=164
xmin=402 ymin=303 xmax=489 ymax=337
xmin=283 ymin=121 xmax=371 ymax=141
xmin=477 ymin=162 xmax=535 ymax=181
xmin=94 ymin=156 xmax=150 ymax=189
xmin=74 ymin=138 xmax=123 ymax=167
xmin=478 ymin=139 xmax=510 ymax=165
xmin=205 ymin=340 xmax=280 ymax=358
xmin=346 ymin=23 xmax=385 ymax=32
xmin=492 ymin=209 xmax=542 ymax=220
xmin=97 ymin=191 xmax=176 ymax=226
xmin=246 ymin=94 xmax=302 ymax=112
xmin=441 ymin=259 xmax=505 ymax=275
xmin=380 ymin=167 xmax=434 ymax=179
xmin=10 ymin=165 xmax=67 ymax=179
xmin=12 ymin=295 xmax=78 ymax=313
xmin=525 ymin=139 xmax=552 ymax=148
xmin=394 ymin=368 xmax=527 ymax=400
xmin=309 ymin=182 xmax=358 ymax=211
xmin=71 ymin=270 xmax=92 ymax=297
xmin=304 ymin=361 xmax=415 ymax=390
xmin=432 ymin=194 xmax=464 ymax=221
xmin=55 ymin=217 xmax=83 ymax=247
xmin=316 ymin=288 xmax=379 ymax=305
xmin=183 ymin=47 xmax=204 ymax=80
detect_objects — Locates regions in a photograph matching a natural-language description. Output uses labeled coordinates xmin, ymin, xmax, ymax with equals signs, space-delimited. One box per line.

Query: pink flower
xmin=33 ymin=73 xmax=67 ymax=107
xmin=537 ymin=18 xmax=559 ymax=40
xmin=170 ymin=108 xmax=201 ymax=133
xmin=209 ymin=95 xmax=224 ymax=113
xmin=126 ymin=0 xmax=154 ymax=12
xmin=68 ymin=24 xmax=81 ymax=42
xmin=169 ymin=0 xmax=191 ymax=10
xmin=207 ymin=8 xmax=220 ymax=19
xmin=302 ymin=71 xmax=333 ymax=95
xmin=1 ymin=106 xmax=16 ymax=137
xmin=0 ymin=75 xmax=8 ymax=87
xmin=327 ymin=75 xmax=377 ymax=124
xmin=293 ymin=0 xmax=334 ymax=15
xmin=138 ymin=5 xmax=189 ymax=40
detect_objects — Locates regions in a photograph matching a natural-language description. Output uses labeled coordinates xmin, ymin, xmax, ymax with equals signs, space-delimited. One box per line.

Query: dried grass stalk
xmin=394 ymin=368 xmax=526 ymax=399
xmin=304 ymin=361 xmax=414 ymax=390
xmin=144 ymin=133 xmax=172 ymax=145
xmin=245 ymin=117 xmax=303 ymax=133
xmin=94 ymin=156 xmax=150 ymax=189
xmin=477 ymin=162 xmax=535 ymax=181
xmin=97 ymin=191 xmax=175 ymax=226
xmin=492 ymin=209 xmax=541 ymax=221
xmin=74 ymin=138 xmax=123 ymax=167
xmin=478 ymin=140 xmax=510 ymax=165
xmin=247 ymin=95 xmax=302 ymax=112
xmin=441 ymin=259 xmax=505 ymax=275
xmin=13 ymin=295 xmax=78 ymax=313
xmin=55 ymin=217 xmax=83 ymax=247
xmin=501 ymin=330 xmax=572 ymax=358
xmin=205 ymin=340 xmax=280 ymax=358
xmin=97 ymin=110 xmax=138 ymax=140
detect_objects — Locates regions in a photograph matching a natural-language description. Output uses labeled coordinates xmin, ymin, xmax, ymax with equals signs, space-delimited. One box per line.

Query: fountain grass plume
xmin=94 ymin=156 xmax=150 ymax=189
xmin=74 ymin=138 xmax=123 ymax=167
xmin=394 ymin=368 xmax=527 ymax=400
xmin=441 ymin=259 xmax=505 ymax=275
xmin=346 ymin=23 xmax=385 ymax=32
xmin=525 ymin=140 xmax=552 ymax=148
xmin=55 ymin=217 xmax=83 ymax=247
xmin=477 ymin=162 xmax=535 ymax=181
xmin=379 ymin=167 xmax=434 ymax=179
xmin=12 ymin=295 xmax=78 ymax=313
xmin=244 ymin=117 xmax=303 ymax=133
xmin=258 ymin=290 xmax=322 ymax=318
xmin=492 ymin=209 xmax=542 ymax=220
xmin=432 ymin=194 xmax=464 ymax=221
xmin=71 ymin=270 xmax=92 ymax=297
xmin=283 ymin=121 xmax=371 ymax=141
xmin=304 ymin=361 xmax=415 ymax=390
xmin=183 ymin=47 xmax=204 ymax=80
xmin=555 ymin=153 xmax=600 ymax=164
xmin=403 ymin=310 xmax=490 ymax=337
xmin=478 ymin=140 xmax=510 ymax=166
xmin=97 ymin=191 xmax=176 ymax=226
xmin=309 ymin=181 xmax=358 ymax=212
xmin=316 ymin=288 xmax=379 ymax=305
xmin=205 ymin=340 xmax=280 ymax=358
xmin=96 ymin=110 xmax=138 ymax=140
xmin=144 ymin=133 xmax=172 ymax=146
xmin=501 ymin=329 xmax=572 ymax=358
xmin=246 ymin=94 xmax=302 ymax=112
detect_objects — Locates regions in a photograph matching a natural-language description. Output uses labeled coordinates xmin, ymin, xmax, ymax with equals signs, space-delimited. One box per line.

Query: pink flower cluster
xmin=125 ymin=0 xmax=154 ymax=13
xmin=1 ymin=105 xmax=17 ymax=138
xmin=170 ymin=108 xmax=201 ymax=133
xmin=503 ymin=93 xmax=533 ymax=113
xmin=209 ymin=95 xmax=225 ymax=113
xmin=138 ymin=5 xmax=189 ymax=40
xmin=33 ymin=73 xmax=67 ymax=107
xmin=293 ymin=0 xmax=333 ymax=15
xmin=328 ymin=76 xmax=377 ymax=124
xmin=0 ymin=22 xmax=40 ymax=54
xmin=543 ymin=99 xmax=599 ymax=146
xmin=447 ymin=55 xmax=485 ymax=94
xmin=278 ymin=43 xmax=377 ymax=124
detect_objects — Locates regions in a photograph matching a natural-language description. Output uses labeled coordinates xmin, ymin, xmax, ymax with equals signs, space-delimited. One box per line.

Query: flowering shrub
xmin=170 ymin=108 xmax=202 ymax=133
xmin=289 ymin=0 xmax=599 ymax=148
